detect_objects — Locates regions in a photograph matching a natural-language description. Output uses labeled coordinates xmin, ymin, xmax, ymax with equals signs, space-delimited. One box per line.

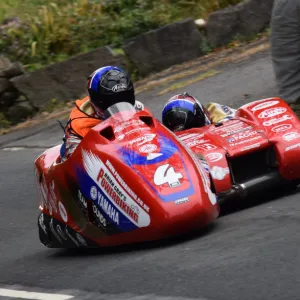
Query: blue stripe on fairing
xmin=162 ymin=99 xmax=195 ymax=117
xmin=76 ymin=167 xmax=138 ymax=232
xmin=118 ymin=134 xmax=195 ymax=202
xmin=118 ymin=134 xmax=177 ymax=166
xmin=90 ymin=66 xmax=123 ymax=92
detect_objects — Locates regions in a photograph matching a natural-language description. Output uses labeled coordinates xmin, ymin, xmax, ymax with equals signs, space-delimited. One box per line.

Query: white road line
xmin=2 ymin=147 xmax=26 ymax=151
xmin=0 ymin=288 xmax=74 ymax=300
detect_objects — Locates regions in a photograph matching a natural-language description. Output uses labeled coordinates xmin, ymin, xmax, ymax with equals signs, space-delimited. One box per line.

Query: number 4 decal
xmin=154 ymin=164 xmax=183 ymax=188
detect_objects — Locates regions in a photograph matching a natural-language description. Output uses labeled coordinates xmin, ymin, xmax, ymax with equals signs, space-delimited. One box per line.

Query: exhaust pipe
xmin=218 ymin=171 xmax=285 ymax=203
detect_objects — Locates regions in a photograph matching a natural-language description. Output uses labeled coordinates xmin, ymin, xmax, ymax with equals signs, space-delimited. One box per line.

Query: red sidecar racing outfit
xmin=61 ymin=97 xmax=144 ymax=160
xmin=61 ymin=98 xmax=235 ymax=160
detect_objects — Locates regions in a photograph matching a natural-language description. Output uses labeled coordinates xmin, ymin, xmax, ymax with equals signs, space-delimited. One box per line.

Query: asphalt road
xmin=1 ymin=47 xmax=300 ymax=300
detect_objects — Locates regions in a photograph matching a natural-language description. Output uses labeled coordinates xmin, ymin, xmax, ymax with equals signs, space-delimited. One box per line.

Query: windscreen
xmin=104 ymin=102 xmax=136 ymax=121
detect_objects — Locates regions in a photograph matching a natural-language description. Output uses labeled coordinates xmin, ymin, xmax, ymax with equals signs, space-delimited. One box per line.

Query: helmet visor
xmin=104 ymin=102 xmax=136 ymax=121
xmin=165 ymin=110 xmax=188 ymax=132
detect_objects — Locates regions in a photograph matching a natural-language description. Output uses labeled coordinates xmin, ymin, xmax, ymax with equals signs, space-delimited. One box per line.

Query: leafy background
xmin=0 ymin=0 xmax=241 ymax=70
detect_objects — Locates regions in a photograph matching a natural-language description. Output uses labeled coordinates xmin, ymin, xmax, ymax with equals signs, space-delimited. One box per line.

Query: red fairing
xmin=237 ymin=97 xmax=300 ymax=180
xmin=34 ymin=106 xmax=219 ymax=248
xmin=176 ymin=97 xmax=300 ymax=197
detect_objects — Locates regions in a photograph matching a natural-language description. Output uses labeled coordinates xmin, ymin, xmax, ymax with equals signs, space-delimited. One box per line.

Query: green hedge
xmin=0 ymin=0 xmax=242 ymax=70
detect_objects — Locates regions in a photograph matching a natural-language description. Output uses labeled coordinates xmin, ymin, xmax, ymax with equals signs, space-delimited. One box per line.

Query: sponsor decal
xmin=282 ymin=132 xmax=300 ymax=142
xmin=92 ymin=188 xmax=120 ymax=225
xmin=124 ymin=127 xmax=150 ymax=136
xmin=131 ymin=204 xmax=140 ymax=215
xmin=218 ymin=125 xmax=253 ymax=137
xmin=216 ymin=123 xmax=239 ymax=134
xmin=106 ymin=159 xmax=150 ymax=212
xmin=174 ymin=197 xmax=189 ymax=205
xmin=56 ymin=224 xmax=68 ymax=240
xmin=211 ymin=166 xmax=230 ymax=180
xmin=154 ymin=163 xmax=183 ymax=188
xmin=49 ymin=181 xmax=58 ymax=213
xmin=186 ymin=139 xmax=210 ymax=147
xmin=230 ymin=136 xmax=261 ymax=147
xmin=114 ymin=120 xmax=144 ymax=133
xmin=228 ymin=131 xmax=257 ymax=143
xmin=200 ymin=159 xmax=210 ymax=173
xmin=139 ymin=144 xmax=157 ymax=153
xmin=39 ymin=178 xmax=57 ymax=215
xmin=196 ymin=154 xmax=210 ymax=173
xmin=196 ymin=143 xmax=217 ymax=151
xmin=196 ymin=155 xmax=217 ymax=205
xmin=147 ymin=153 xmax=163 ymax=160
xmin=241 ymin=143 xmax=260 ymax=152
xmin=165 ymin=130 xmax=217 ymax=205
xmin=78 ymin=190 xmax=88 ymax=209
xmin=112 ymin=83 xmax=127 ymax=92
xmin=90 ymin=186 xmax=97 ymax=201
xmin=77 ymin=190 xmax=90 ymax=219
xmin=83 ymin=150 xmax=150 ymax=227
xmin=251 ymin=100 xmax=279 ymax=111
xmin=229 ymin=136 xmax=261 ymax=147
xmin=38 ymin=214 xmax=47 ymax=235
xmin=58 ymin=201 xmax=68 ymax=223
xmin=92 ymin=201 xmax=107 ymax=227
xmin=272 ymin=124 xmax=292 ymax=133
xmin=285 ymin=143 xmax=300 ymax=152
xmin=263 ymin=115 xmax=293 ymax=126
xmin=258 ymin=107 xmax=287 ymax=119
xmin=179 ymin=133 xmax=203 ymax=141
xmin=45 ymin=216 xmax=97 ymax=247
xmin=221 ymin=128 xmax=246 ymax=137
xmin=117 ymin=128 xmax=152 ymax=140
xmin=128 ymin=133 xmax=156 ymax=146
xmin=49 ymin=218 xmax=62 ymax=243
xmin=65 ymin=227 xmax=79 ymax=246
xmin=206 ymin=152 xmax=223 ymax=162
xmin=35 ymin=169 xmax=48 ymax=211
xmin=76 ymin=233 xmax=88 ymax=246
xmin=134 ymin=101 xmax=144 ymax=110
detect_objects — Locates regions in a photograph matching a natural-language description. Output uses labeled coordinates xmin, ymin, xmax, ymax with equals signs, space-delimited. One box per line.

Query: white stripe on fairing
xmin=82 ymin=150 xmax=151 ymax=228
xmin=0 ymin=288 xmax=73 ymax=300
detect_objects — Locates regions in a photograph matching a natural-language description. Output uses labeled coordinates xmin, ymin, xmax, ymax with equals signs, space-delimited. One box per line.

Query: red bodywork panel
xmin=176 ymin=97 xmax=300 ymax=194
xmin=35 ymin=97 xmax=300 ymax=248
xmin=35 ymin=108 xmax=219 ymax=248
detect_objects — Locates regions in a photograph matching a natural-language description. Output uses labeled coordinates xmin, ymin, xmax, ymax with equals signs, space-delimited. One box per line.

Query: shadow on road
xmin=47 ymin=222 xmax=218 ymax=258
xmin=46 ymin=184 xmax=300 ymax=258
xmin=219 ymin=184 xmax=300 ymax=217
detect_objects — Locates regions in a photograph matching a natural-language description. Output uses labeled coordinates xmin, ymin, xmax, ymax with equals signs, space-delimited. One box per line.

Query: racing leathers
xmin=61 ymin=99 xmax=235 ymax=160
xmin=61 ymin=96 xmax=144 ymax=160
xmin=204 ymin=102 xmax=236 ymax=124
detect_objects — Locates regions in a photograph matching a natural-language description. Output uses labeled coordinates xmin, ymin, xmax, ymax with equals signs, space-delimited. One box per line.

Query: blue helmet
xmin=162 ymin=93 xmax=210 ymax=132
xmin=87 ymin=66 xmax=135 ymax=118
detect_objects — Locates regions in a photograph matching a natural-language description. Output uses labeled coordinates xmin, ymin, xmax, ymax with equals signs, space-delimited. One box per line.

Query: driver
xmin=161 ymin=92 xmax=236 ymax=132
xmin=61 ymin=66 xmax=144 ymax=160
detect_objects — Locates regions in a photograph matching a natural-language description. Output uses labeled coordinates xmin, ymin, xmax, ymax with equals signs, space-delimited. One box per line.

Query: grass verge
xmin=0 ymin=34 xmax=271 ymax=136
xmin=0 ymin=0 xmax=243 ymax=70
